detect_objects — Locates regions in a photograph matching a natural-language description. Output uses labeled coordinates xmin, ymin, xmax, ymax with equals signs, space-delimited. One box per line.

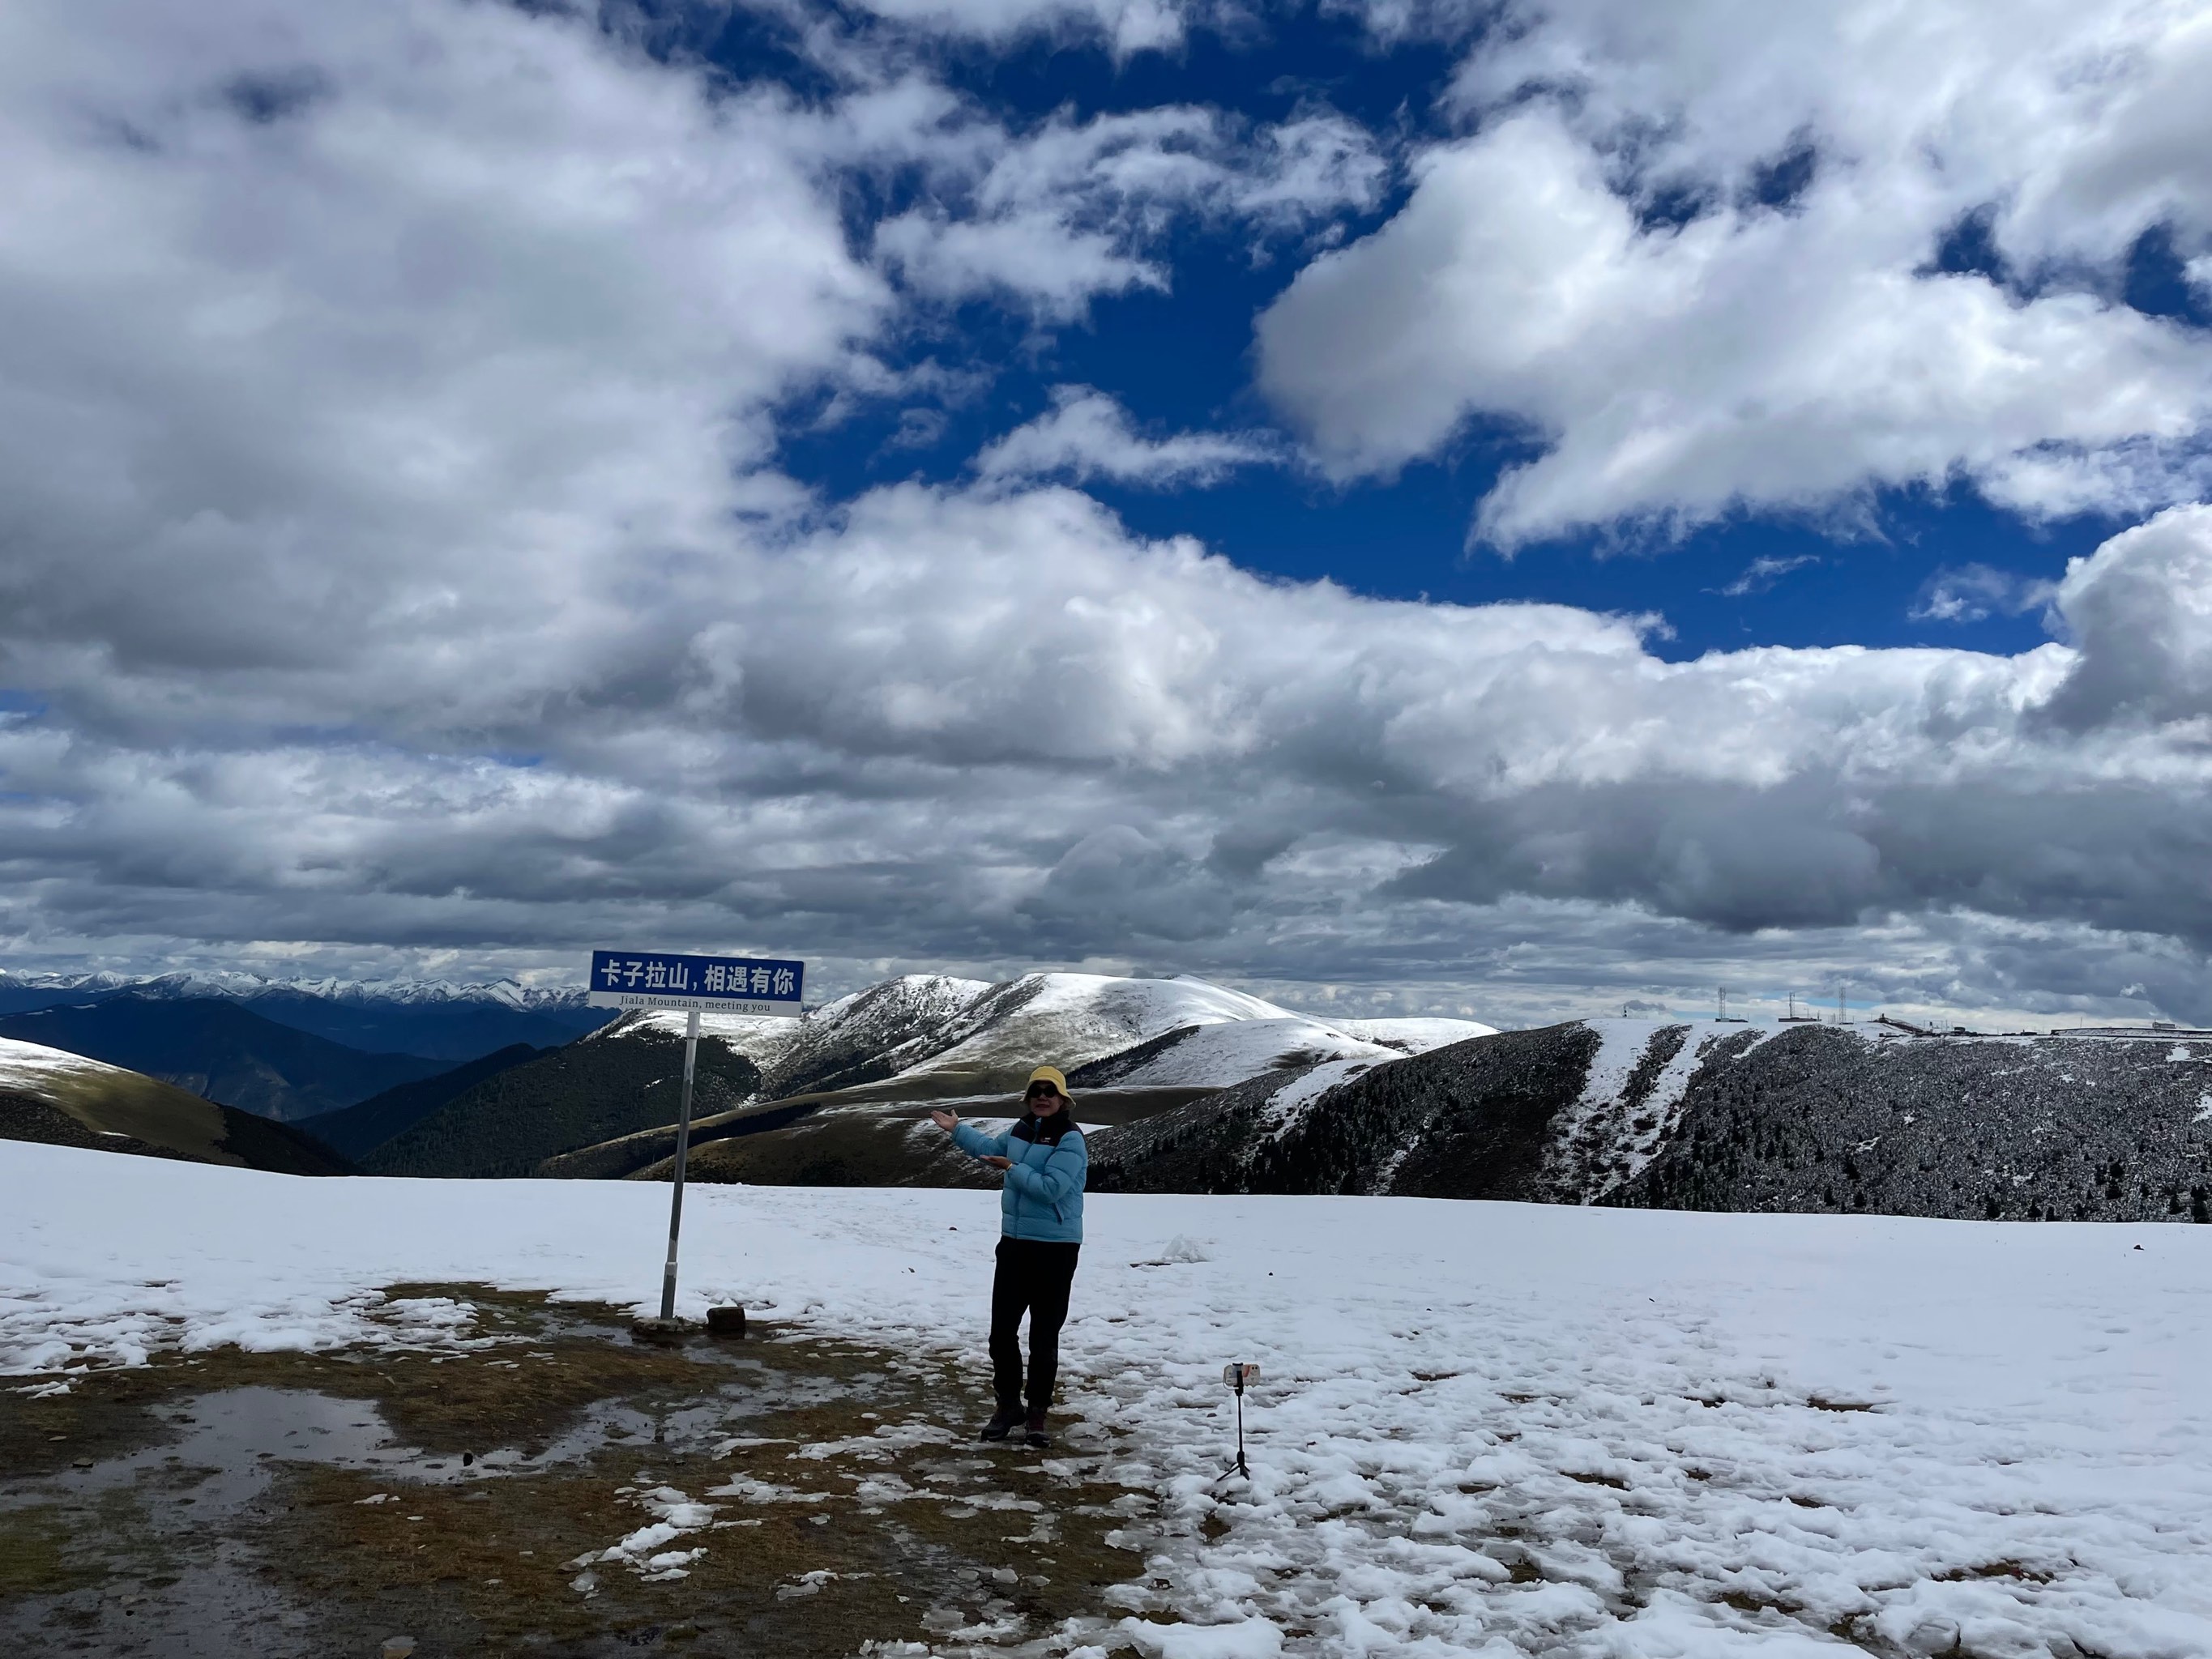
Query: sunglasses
xmin=1025 ymin=1082 xmax=1061 ymax=1099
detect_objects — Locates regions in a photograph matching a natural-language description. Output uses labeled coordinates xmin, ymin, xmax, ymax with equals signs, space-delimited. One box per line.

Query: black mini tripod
xmin=1220 ymin=1363 xmax=1261 ymax=1478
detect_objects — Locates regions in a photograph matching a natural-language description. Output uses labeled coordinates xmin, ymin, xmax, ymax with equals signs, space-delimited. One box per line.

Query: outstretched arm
xmin=947 ymin=1118 xmax=1014 ymax=1161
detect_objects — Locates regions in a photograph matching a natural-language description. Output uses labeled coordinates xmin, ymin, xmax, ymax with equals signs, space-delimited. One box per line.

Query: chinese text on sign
xmin=586 ymin=950 xmax=805 ymax=1014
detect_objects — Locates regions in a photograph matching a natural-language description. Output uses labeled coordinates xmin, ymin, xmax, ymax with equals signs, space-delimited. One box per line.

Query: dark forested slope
xmin=1618 ymin=1025 xmax=2212 ymax=1222
xmin=362 ymin=1028 xmax=762 ymax=1178
xmin=303 ymin=1043 xmax=548 ymax=1160
xmin=1092 ymin=1020 xmax=2212 ymax=1223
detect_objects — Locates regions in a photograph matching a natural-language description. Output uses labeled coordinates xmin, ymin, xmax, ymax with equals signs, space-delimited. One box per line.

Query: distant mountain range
xmin=0 ymin=968 xmax=1498 ymax=1175
xmin=0 ymin=967 xmax=596 ymax=1010
xmin=15 ymin=973 xmax=2205 ymax=1230
xmin=0 ymin=997 xmax=452 ymax=1123
xmin=0 ymin=970 xmax=611 ymax=1059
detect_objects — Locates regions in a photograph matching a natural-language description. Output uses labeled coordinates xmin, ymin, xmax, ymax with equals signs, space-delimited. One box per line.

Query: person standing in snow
xmin=929 ymin=1065 xmax=1087 ymax=1448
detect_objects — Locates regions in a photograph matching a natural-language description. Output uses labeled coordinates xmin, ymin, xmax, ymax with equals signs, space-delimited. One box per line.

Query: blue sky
xmin=2 ymin=0 xmax=2210 ymax=1025
xmin=754 ymin=3 xmax=2174 ymax=662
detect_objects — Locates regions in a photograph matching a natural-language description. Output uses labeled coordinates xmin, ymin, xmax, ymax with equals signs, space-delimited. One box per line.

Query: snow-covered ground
xmin=5 ymin=1138 xmax=2209 ymax=1657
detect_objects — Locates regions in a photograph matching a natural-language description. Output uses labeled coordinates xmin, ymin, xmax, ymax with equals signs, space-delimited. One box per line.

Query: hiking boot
xmin=980 ymin=1408 xmax=1022 ymax=1442
xmin=1023 ymin=1412 xmax=1052 ymax=1449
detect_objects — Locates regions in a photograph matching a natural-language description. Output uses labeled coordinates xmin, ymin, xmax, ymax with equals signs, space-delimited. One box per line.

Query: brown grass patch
xmin=0 ymin=1283 xmax=1149 ymax=1656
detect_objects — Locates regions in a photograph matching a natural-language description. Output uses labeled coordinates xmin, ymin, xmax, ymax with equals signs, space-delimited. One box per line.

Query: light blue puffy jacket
xmin=952 ymin=1115 xmax=1087 ymax=1243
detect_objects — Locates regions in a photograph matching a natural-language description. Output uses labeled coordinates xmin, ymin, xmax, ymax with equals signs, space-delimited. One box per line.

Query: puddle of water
xmin=13 ymin=1361 xmax=865 ymax=1515
xmin=1 ymin=1390 xmax=375 ymax=1659
xmin=0 ymin=1370 xmax=860 ymax=1657
xmin=30 ymin=1388 xmax=446 ymax=1518
xmin=532 ymin=1363 xmax=858 ymax=1469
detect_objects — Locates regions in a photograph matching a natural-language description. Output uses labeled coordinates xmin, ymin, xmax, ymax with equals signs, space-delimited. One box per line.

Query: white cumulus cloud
xmin=1257 ymin=0 xmax=2212 ymax=546
xmin=1910 ymin=565 xmax=2056 ymax=625
xmin=11 ymin=0 xmax=2212 ymax=1027
xmin=975 ymin=388 xmax=1275 ymax=488
xmin=839 ymin=0 xmax=1197 ymax=55
xmin=873 ymin=106 xmax=1386 ymax=319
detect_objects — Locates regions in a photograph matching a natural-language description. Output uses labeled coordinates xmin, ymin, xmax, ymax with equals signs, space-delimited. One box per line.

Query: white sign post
xmin=587 ymin=950 xmax=805 ymax=1322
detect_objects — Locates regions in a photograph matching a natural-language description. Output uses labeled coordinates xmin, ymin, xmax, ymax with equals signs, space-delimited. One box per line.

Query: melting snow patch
xmin=568 ymin=1486 xmax=718 ymax=1584
xmin=778 ymin=1567 xmax=867 ymax=1600
xmin=365 ymin=1294 xmax=500 ymax=1352
xmin=849 ymin=1473 xmax=914 ymax=1506
xmin=788 ymin=1420 xmax=954 ymax=1461
xmin=704 ymin=1475 xmax=831 ymax=1504
xmin=709 ymin=1435 xmax=788 ymax=1456
xmin=1117 ymin=1615 xmax=1283 ymax=1658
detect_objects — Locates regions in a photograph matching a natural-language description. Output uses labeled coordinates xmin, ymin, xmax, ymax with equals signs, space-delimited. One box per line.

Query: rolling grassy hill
xmin=0 ymin=1038 xmax=351 ymax=1175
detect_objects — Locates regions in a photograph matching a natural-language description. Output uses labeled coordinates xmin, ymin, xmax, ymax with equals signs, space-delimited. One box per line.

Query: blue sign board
xmin=587 ymin=950 xmax=805 ymax=1016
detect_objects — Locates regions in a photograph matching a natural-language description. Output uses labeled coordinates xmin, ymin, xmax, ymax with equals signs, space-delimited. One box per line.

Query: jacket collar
xmin=1013 ymin=1110 xmax=1079 ymax=1146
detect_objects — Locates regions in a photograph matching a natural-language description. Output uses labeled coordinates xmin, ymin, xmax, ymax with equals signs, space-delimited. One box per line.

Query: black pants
xmin=989 ymin=1238 xmax=1080 ymax=1415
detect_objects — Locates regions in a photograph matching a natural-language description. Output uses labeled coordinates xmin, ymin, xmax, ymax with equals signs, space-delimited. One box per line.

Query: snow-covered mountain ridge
xmin=607 ymin=971 xmax=1495 ymax=1105
xmin=1094 ymin=1017 xmax=2212 ymax=1223
xmin=0 ymin=969 xmax=614 ymax=1068
xmin=0 ymin=969 xmax=590 ymax=1010
xmin=506 ymin=974 xmax=1497 ymax=1186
